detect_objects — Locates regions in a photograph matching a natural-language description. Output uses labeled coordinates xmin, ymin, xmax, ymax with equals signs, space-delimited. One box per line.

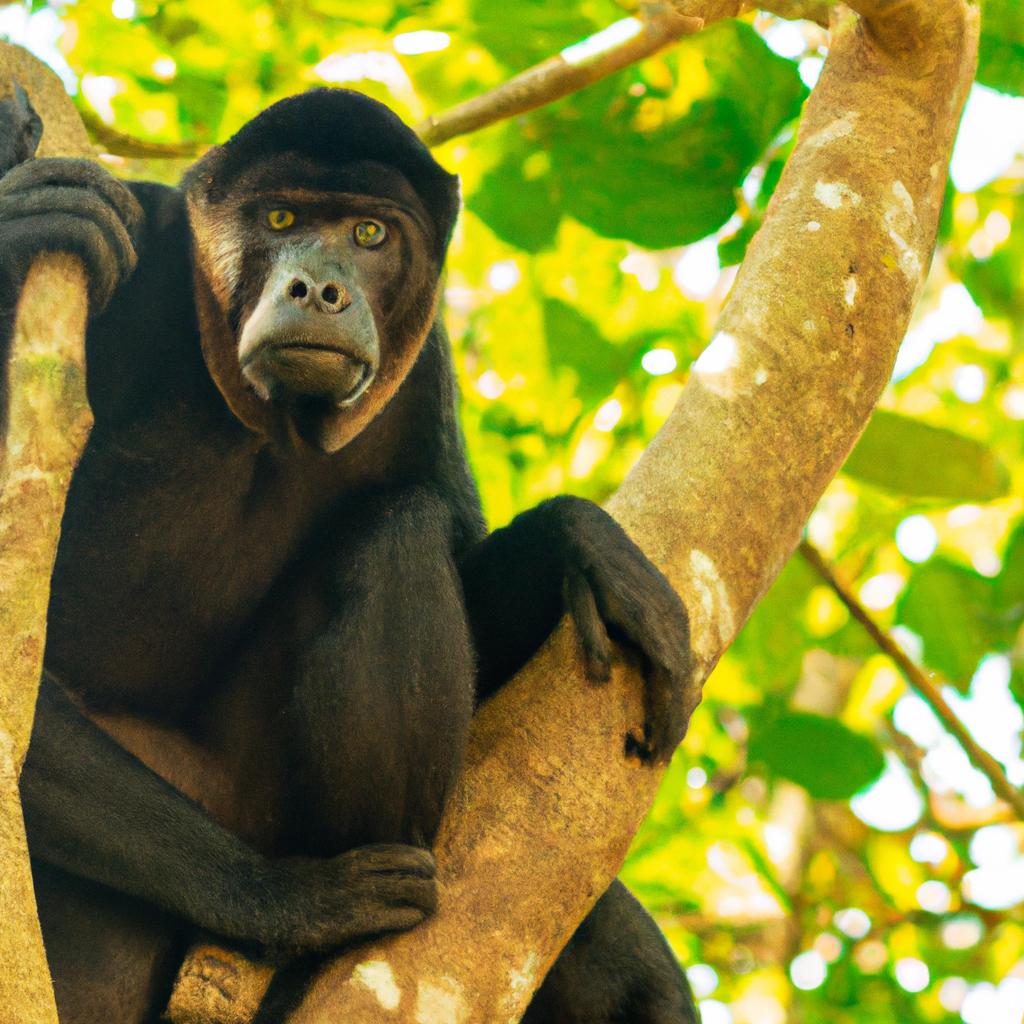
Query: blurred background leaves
xmin=3 ymin=0 xmax=1024 ymax=1020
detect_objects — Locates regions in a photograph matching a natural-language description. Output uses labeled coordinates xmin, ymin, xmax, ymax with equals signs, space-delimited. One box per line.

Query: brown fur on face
xmin=186 ymin=161 xmax=443 ymax=454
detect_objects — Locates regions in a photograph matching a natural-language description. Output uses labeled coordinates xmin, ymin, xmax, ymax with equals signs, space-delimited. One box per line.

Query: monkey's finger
xmin=564 ymin=568 xmax=612 ymax=684
xmin=0 ymin=212 xmax=124 ymax=309
xmin=0 ymin=157 xmax=143 ymax=237
xmin=583 ymin=566 xmax=693 ymax=760
xmin=343 ymin=843 xmax=435 ymax=878
xmin=641 ymin=661 xmax=690 ymax=765
xmin=0 ymin=186 xmax=137 ymax=280
xmin=366 ymin=874 xmax=439 ymax=916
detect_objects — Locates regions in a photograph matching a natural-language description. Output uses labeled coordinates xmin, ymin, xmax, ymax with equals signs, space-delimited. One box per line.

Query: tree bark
xmin=280 ymin=3 xmax=978 ymax=1021
xmin=0 ymin=43 xmax=94 ymax=1024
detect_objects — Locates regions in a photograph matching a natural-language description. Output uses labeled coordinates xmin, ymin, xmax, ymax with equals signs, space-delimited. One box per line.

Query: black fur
xmin=0 ymin=81 xmax=42 ymax=176
xmin=3 ymin=88 xmax=697 ymax=1023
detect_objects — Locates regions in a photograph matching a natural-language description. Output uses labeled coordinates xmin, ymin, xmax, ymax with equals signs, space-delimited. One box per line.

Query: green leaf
xmin=731 ymin=555 xmax=815 ymax=693
xmin=995 ymin=521 xmax=1024 ymax=622
xmin=749 ymin=712 xmax=885 ymax=800
xmin=468 ymin=150 xmax=562 ymax=253
xmin=550 ymin=95 xmax=743 ymax=248
xmin=467 ymin=0 xmax=598 ymax=69
xmin=897 ymin=561 xmax=997 ymax=688
xmin=842 ymin=410 xmax=1010 ymax=501
xmin=977 ymin=0 xmax=1024 ymax=95
xmin=960 ymin=244 xmax=1024 ymax=322
xmin=542 ymin=298 xmax=624 ymax=404
xmin=535 ymin=21 xmax=807 ymax=248
xmin=717 ymin=213 xmax=761 ymax=267
xmin=175 ymin=72 xmax=229 ymax=138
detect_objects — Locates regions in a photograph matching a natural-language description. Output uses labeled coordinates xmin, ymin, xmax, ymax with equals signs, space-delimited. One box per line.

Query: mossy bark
xmin=0 ymin=43 xmax=94 ymax=1024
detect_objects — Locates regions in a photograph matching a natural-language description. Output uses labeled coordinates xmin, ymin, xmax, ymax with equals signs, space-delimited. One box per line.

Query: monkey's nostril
xmin=322 ymin=284 xmax=340 ymax=305
xmin=289 ymin=280 xmax=308 ymax=300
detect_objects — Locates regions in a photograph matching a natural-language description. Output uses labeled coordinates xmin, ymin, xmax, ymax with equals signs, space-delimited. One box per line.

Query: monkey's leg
xmin=22 ymin=676 xmax=437 ymax=961
xmin=521 ymin=880 xmax=700 ymax=1024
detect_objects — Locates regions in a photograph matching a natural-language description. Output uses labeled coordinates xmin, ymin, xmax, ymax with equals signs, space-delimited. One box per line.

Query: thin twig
xmin=415 ymin=5 xmax=702 ymax=146
xmin=798 ymin=539 xmax=1024 ymax=823
xmin=77 ymin=103 xmax=206 ymax=159
xmin=754 ymin=0 xmax=833 ymax=28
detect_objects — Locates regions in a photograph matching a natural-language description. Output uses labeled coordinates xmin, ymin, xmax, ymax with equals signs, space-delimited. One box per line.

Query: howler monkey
xmin=1 ymin=88 xmax=698 ymax=1023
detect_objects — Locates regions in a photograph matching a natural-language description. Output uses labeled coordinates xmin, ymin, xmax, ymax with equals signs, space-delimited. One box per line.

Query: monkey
xmin=0 ymin=87 xmax=698 ymax=1023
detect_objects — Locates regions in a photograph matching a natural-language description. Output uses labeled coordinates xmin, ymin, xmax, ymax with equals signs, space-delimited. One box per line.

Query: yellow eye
xmin=267 ymin=209 xmax=295 ymax=230
xmin=354 ymin=220 xmax=387 ymax=248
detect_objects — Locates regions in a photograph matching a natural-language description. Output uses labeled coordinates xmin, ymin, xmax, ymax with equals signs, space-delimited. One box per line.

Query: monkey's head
xmin=184 ymin=89 xmax=459 ymax=453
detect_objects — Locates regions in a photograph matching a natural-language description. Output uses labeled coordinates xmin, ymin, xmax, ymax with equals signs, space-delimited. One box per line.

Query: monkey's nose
xmin=317 ymin=282 xmax=350 ymax=313
xmin=285 ymin=275 xmax=351 ymax=314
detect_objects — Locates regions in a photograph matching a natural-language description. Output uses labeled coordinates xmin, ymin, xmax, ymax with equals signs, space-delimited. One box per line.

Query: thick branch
xmin=0 ymin=43 xmax=94 ymax=1024
xmin=755 ymin=1 xmax=833 ymax=27
xmin=799 ymin=540 xmax=1024 ymax=821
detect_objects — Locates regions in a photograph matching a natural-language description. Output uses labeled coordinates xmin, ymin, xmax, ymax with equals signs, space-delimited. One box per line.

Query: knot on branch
xmin=848 ymin=0 xmax=978 ymax=72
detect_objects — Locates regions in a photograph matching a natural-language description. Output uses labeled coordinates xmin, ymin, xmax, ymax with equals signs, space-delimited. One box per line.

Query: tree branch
xmin=84 ymin=5 xmax=702 ymax=160
xmin=0 ymin=43 xmax=95 ymax=1024
xmin=798 ymin=540 xmax=1024 ymax=821
xmin=754 ymin=0 xmax=833 ymax=28
xmin=77 ymin=103 xmax=205 ymax=159
xmin=414 ymin=4 xmax=702 ymax=146
xmin=79 ymin=3 xmax=833 ymax=163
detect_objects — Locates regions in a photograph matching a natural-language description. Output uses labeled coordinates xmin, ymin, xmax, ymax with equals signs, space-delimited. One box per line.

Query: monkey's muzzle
xmin=238 ymin=265 xmax=381 ymax=410
xmin=250 ymin=342 xmax=374 ymax=407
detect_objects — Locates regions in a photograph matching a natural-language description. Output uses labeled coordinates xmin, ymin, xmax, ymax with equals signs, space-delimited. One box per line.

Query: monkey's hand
xmin=462 ymin=495 xmax=694 ymax=765
xmin=253 ymin=844 xmax=437 ymax=958
xmin=0 ymin=157 xmax=142 ymax=312
xmin=546 ymin=496 xmax=694 ymax=763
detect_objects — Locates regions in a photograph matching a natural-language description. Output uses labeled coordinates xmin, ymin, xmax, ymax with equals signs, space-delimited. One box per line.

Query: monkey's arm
xmin=21 ymin=676 xmax=436 ymax=957
xmin=458 ymin=495 xmax=693 ymax=763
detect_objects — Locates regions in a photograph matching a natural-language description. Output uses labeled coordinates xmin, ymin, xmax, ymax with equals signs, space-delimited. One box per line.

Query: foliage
xmin=3 ymin=0 xmax=1024 ymax=1020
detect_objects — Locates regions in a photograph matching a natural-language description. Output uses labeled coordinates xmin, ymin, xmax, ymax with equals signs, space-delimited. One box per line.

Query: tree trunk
xmin=0 ymin=44 xmax=94 ymax=1024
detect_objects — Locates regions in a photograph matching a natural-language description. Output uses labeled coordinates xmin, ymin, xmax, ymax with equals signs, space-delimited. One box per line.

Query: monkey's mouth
xmin=241 ymin=342 xmax=375 ymax=408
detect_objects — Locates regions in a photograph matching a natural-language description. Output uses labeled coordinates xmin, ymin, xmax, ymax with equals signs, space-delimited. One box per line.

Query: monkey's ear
xmin=13 ymin=82 xmax=43 ymax=158
xmin=181 ymin=144 xmax=230 ymax=204
xmin=429 ymin=170 xmax=461 ymax=263
xmin=0 ymin=80 xmax=42 ymax=173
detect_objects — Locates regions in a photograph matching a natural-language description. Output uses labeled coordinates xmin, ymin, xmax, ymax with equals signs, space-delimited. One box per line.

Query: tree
xmin=0 ymin=47 xmax=93 ymax=1024
xmin=0 ymin=0 xmax=997 ymax=1020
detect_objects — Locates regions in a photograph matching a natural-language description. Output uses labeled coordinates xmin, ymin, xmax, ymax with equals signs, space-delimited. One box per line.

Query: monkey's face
xmin=188 ymin=155 xmax=441 ymax=453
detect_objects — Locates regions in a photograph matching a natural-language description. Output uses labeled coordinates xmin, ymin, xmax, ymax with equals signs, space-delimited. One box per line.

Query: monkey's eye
xmin=267 ymin=209 xmax=296 ymax=230
xmin=353 ymin=221 xmax=387 ymax=248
